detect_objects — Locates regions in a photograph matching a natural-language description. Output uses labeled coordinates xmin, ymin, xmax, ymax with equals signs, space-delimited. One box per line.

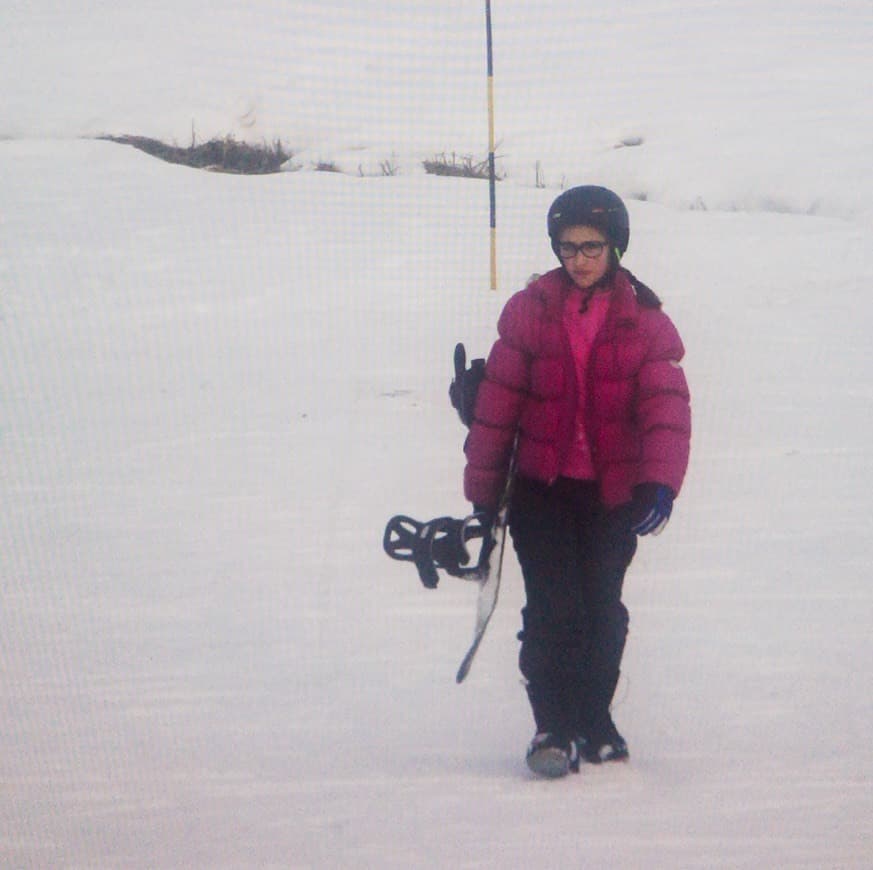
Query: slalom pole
xmin=485 ymin=0 xmax=497 ymax=290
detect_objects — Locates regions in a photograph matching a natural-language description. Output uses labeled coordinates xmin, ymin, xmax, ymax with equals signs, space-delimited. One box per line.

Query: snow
xmin=1 ymin=2 xmax=872 ymax=867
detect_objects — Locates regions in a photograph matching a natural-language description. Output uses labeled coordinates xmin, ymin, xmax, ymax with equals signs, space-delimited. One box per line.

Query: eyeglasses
xmin=557 ymin=240 xmax=609 ymax=260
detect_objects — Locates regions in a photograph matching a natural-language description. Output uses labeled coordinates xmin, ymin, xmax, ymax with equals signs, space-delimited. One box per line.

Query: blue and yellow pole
xmin=485 ymin=0 xmax=497 ymax=290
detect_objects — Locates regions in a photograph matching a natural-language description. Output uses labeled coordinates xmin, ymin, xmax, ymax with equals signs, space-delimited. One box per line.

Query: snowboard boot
xmin=525 ymin=732 xmax=580 ymax=778
xmin=577 ymin=715 xmax=629 ymax=764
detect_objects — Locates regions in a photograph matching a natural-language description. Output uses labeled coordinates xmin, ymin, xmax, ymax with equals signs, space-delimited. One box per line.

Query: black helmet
xmin=547 ymin=185 xmax=630 ymax=259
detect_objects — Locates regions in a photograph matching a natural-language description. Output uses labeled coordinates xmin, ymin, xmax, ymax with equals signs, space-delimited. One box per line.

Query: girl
xmin=464 ymin=186 xmax=691 ymax=778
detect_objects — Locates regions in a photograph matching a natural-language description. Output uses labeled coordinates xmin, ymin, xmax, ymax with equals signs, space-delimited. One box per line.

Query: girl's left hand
xmin=629 ymin=483 xmax=674 ymax=536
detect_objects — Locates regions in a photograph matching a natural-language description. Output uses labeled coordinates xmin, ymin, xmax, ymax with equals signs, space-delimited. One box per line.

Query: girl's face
xmin=557 ymin=225 xmax=611 ymax=290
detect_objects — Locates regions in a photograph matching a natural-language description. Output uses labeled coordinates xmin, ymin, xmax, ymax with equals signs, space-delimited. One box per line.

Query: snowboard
xmin=382 ymin=343 xmax=515 ymax=682
xmin=454 ymin=456 xmax=514 ymax=682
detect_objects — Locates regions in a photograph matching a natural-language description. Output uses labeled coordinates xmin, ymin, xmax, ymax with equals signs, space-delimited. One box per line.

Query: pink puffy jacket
xmin=464 ymin=267 xmax=691 ymax=509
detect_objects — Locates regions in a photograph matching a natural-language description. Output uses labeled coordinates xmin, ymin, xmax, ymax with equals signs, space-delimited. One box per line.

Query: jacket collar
xmin=533 ymin=267 xmax=640 ymax=325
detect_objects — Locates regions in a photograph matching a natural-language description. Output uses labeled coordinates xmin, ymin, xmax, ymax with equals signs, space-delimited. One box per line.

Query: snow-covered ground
xmin=2 ymin=3 xmax=872 ymax=867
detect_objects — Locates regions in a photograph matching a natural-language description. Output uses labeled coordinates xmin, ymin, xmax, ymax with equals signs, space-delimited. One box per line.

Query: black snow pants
xmin=509 ymin=476 xmax=637 ymax=740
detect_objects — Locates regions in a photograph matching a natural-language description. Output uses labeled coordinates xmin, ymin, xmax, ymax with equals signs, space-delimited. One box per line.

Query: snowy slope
xmin=2 ymin=2 xmax=873 ymax=868
xmin=3 ymin=1 xmax=872 ymax=221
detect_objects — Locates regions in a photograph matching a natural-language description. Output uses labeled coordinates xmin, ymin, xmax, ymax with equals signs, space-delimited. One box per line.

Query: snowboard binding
xmin=448 ymin=343 xmax=486 ymax=428
xmin=383 ymin=512 xmax=495 ymax=589
xmin=385 ymin=342 xmax=494 ymax=589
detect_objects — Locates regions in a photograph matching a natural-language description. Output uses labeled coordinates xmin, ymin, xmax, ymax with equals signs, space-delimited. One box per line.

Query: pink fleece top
xmin=560 ymin=288 xmax=611 ymax=479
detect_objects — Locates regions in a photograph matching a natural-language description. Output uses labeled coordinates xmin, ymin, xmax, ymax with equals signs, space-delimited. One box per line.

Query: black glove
xmin=629 ymin=483 xmax=674 ymax=536
xmin=473 ymin=504 xmax=496 ymax=532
